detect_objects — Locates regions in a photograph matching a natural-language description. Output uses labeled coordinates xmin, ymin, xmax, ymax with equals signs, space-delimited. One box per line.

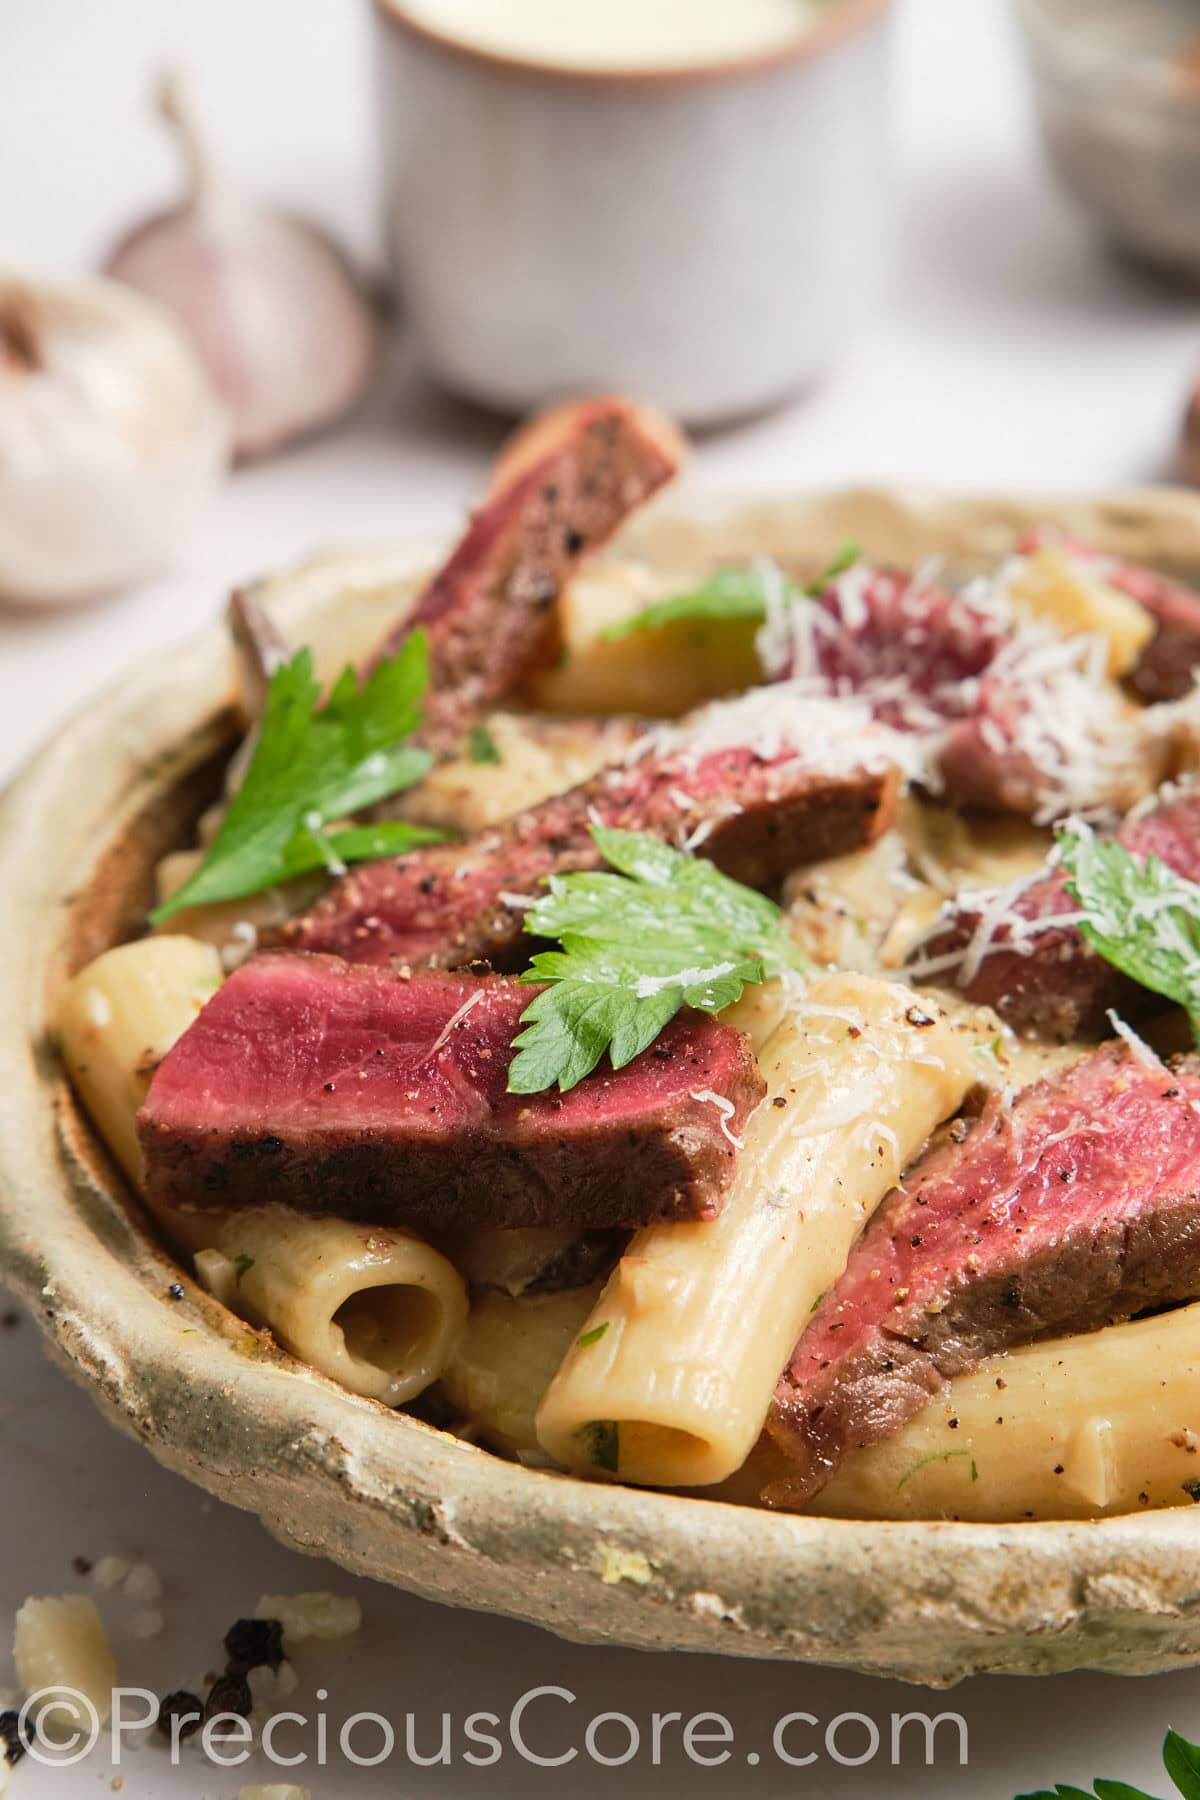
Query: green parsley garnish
xmin=152 ymin=635 xmax=443 ymax=924
xmin=468 ymin=724 xmax=503 ymax=765
xmin=577 ymin=1322 xmax=610 ymax=1349
xmin=507 ymin=826 xmax=806 ymax=1095
xmin=233 ymin=1253 xmax=255 ymax=1284
xmin=600 ymin=543 xmax=859 ymax=642
xmin=895 ymin=1448 xmax=974 ymax=1491
xmin=1057 ymin=827 xmax=1200 ymax=1040
xmin=577 ymin=1420 xmax=620 ymax=1473
xmin=1018 ymin=1725 xmax=1200 ymax=1800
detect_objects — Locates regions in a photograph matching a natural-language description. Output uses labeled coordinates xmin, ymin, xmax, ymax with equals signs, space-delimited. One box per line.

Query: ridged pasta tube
xmin=216 ymin=1209 xmax=468 ymax=1406
xmin=441 ymin=1285 xmax=602 ymax=1457
xmin=815 ymin=1301 xmax=1200 ymax=1522
xmin=536 ymin=972 xmax=976 ymax=1489
xmin=55 ymin=935 xmax=224 ymax=1251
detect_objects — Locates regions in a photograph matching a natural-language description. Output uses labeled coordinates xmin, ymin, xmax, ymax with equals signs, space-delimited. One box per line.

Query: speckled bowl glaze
xmin=7 ymin=488 xmax=1200 ymax=1687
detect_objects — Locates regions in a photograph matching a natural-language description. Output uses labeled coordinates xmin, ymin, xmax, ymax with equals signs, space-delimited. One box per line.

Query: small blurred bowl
xmin=374 ymin=0 xmax=894 ymax=426
xmin=1017 ymin=0 xmax=1200 ymax=280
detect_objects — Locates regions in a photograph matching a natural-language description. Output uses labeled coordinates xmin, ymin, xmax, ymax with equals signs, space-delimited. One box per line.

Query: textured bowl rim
xmin=7 ymin=485 xmax=1200 ymax=1686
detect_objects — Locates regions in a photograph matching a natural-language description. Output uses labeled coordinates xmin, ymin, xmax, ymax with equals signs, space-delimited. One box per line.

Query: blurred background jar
xmin=1018 ymin=0 xmax=1200 ymax=283
xmin=374 ymin=0 xmax=894 ymax=427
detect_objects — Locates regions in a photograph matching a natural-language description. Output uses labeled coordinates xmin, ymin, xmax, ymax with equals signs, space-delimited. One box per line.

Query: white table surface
xmin=3 ymin=2 xmax=1200 ymax=1795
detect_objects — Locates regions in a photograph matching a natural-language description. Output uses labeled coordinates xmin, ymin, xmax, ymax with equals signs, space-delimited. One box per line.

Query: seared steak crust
xmin=138 ymin=956 xmax=765 ymax=1231
xmin=272 ymin=742 xmax=899 ymax=970
xmin=767 ymin=1042 xmax=1200 ymax=1503
xmin=375 ymin=399 xmax=679 ymax=754
xmin=1120 ymin=561 xmax=1200 ymax=704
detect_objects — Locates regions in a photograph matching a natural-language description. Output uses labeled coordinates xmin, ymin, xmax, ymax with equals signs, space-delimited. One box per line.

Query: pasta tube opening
xmin=616 ymin=1423 xmax=713 ymax=1487
xmin=332 ymin=1285 xmax=446 ymax=1377
xmin=216 ymin=1210 xmax=468 ymax=1407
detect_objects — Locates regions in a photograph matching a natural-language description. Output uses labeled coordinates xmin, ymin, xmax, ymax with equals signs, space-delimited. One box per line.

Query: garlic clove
xmin=105 ymin=74 xmax=379 ymax=462
xmin=0 ymin=272 xmax=229 ymax=609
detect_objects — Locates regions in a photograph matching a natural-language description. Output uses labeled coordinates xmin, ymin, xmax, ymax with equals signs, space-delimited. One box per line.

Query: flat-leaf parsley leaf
xmin=468 ymin=724 xmax=503 ymax=765
xmin=1057 ymin=826 xmax=1200 ymax=1039
xmin=152 ymin=634 xmax=443 ymax=923
xmin=1017 ymin=1723 xmax=1200 ymax=1800
xmin=507 ymin=826 xmax=806 ymax=1094
xmin=600 ymin=544 xmax=859 ymax=642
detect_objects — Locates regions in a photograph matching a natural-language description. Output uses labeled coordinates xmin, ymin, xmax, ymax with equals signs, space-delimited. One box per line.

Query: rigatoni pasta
xmin=56 ymin=935 xmax=225 ymax=1252
xmin=214 ymin=1209 xmax=468 ymax=1406
xmin=441 ymin=1284 xmax=602 ymax=1457
xmin=56 ymin=934 xmax=223 ymax=1185
xmin=815 ymin=1300 xmax=1200 ymax=1523
xmin=535 ymin=973 xmax=976 ymax=1489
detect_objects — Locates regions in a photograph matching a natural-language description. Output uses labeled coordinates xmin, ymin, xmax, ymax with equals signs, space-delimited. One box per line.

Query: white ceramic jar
xmin=374 ymin=0 xmax=894 ymax=426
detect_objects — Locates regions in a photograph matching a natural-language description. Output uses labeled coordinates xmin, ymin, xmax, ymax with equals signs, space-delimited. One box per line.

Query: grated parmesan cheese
xmin=690 ymin=1088 xmax=744 ymax=1147
xmin=423 ymin=988 xmax=486 ymax=1060
xmin=1105 ymin=1008 xmax=1166 ymax=1072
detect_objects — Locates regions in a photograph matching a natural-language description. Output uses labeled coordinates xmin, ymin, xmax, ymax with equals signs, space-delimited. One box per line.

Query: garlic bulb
xmin=105 ymin=75 xmax=378 ymax=462
xmin=0 ymin=273 xmax=229 ymax=609
xmin=1181 ymin=378 xmax=1200 ymax=488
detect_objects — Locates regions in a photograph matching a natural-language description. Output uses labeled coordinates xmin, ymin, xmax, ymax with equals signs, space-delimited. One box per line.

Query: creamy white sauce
xmin=400 ymin=0 xmax=823 ymax=72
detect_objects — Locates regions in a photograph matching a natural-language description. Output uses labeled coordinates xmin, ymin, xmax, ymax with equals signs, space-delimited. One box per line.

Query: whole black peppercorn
xmin=0 ymin=1709 xmax=26 ymax=1765
xmin=223 ymin=1616 xmax=284 ymax=1674
xmin=205 ymin=1672 xmax=252 ymax=1723
xmin=157 ymin=1691 xmax=203 ymax=1742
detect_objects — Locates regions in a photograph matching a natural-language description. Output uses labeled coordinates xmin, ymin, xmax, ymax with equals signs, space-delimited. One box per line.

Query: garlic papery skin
xmin=105 ymin=76 xmax=378 ymax=462
xmin=0 ymin=273 xmax=230 ymax=609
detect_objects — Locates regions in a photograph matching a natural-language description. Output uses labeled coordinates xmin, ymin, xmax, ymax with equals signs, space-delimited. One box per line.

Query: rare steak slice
xmin=766 ymin=1041 xmax=1200 ymax=1504
xmin=766 ymin=559 xmax=1147 ymax=821
xmin=138 ymin=955 xmax=765 ymax=1231
xmin=905 ymin=782 xmax=1200 ymax=1040
xmin=769 ymin=564 xmax=1010 ymax=733
xmin=271 ymin=694 xmax=902 ymax=970
xmin=373 ymin=397 xmax=681 ymax=754
xmin=1116 ymin=561 xmax=1200 ymax=705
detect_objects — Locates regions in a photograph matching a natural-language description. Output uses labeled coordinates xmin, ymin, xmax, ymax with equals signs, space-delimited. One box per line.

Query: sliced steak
xmin=1016 ymin=527 xmax=1200 ymax=705
xmin=771 ymin=561 xmax=1143 ymax=821
xmin=138 ymin=955 xmax=765 ymax=1231
xmin=1118 ymin=564 xmax=1200 ymax=704
xmin=271 ymin=695 xmax=901 ymax=969
xmin=767 ymin=565 xmax=1008 ymax=733
xmin=373 ymin=397 xmax=681 ymax=753
xmin=935 ymin=634 xmax=1153 ymax=824
xmin=905 ymin=782 xmax=1200 ymax=1039
xmin=808 ymin=567 xmax=1008 ymax=728
xmin=766 ymin=1041 xmax=1200 ymax=1504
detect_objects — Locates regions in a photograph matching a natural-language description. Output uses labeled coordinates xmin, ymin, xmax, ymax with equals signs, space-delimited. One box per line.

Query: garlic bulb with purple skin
xmin=0 ymin=273 xmax=229 ymax=609
xmin=105 ymin=74 xmax=378 ymax=463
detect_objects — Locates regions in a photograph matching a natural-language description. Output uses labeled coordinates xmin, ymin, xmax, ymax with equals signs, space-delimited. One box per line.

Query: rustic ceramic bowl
xmin=6 ymin=488 xmax=1200 ymax=1687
